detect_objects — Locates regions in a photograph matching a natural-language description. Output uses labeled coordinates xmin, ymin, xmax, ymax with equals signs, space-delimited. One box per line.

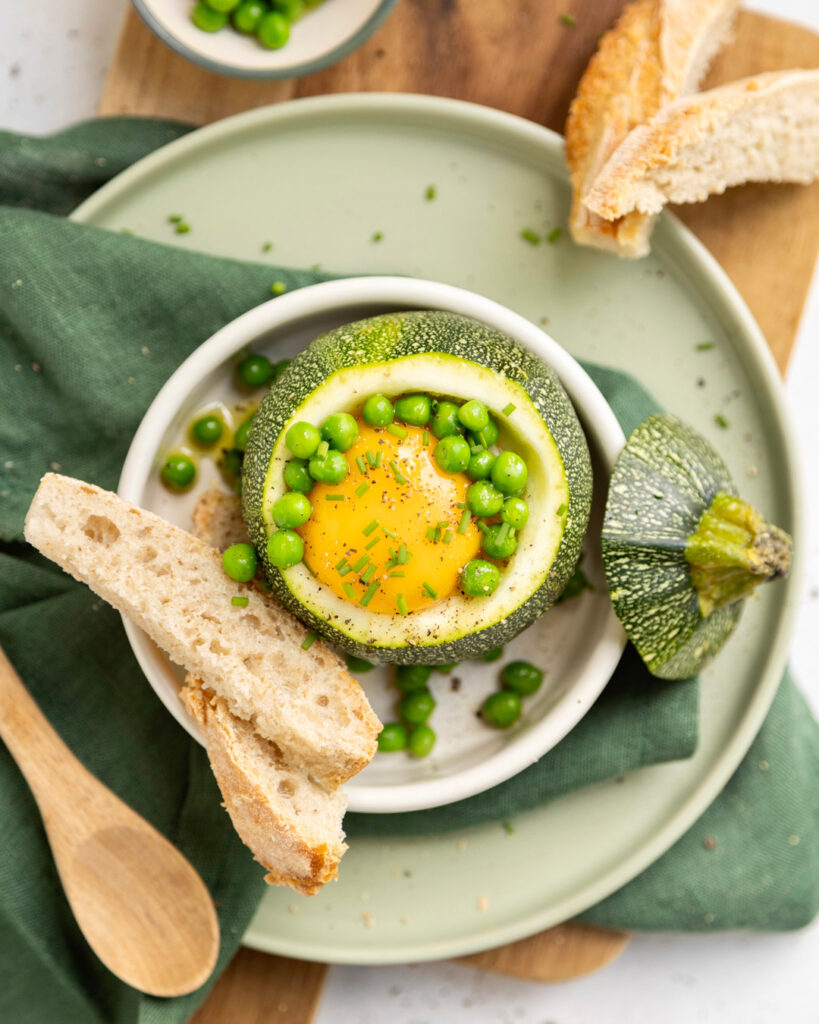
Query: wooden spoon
xmin=0 ymin=645 xmax=220 ymax=997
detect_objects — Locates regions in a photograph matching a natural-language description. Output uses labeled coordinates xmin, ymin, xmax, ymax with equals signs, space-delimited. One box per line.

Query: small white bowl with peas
xmin=131 ymin=0 xmax=398 ymax=79
xmin=120 ymin=276 xmax=626 ymax=813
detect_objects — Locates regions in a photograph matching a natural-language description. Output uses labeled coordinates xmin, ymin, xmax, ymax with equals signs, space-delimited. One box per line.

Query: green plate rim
xmin=70 ymin=93 xmax=804 ymax=964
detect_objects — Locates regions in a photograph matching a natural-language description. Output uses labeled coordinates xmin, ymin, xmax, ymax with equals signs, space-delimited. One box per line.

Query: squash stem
xmin=685 ymin=492 xmax=792 ymax=617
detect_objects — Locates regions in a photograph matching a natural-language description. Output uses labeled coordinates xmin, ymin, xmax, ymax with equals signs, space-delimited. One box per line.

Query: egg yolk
xmin=298 ymin=421 xmax=481 ymax=614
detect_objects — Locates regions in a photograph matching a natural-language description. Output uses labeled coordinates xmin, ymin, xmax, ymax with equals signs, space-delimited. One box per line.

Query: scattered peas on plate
xmin=190 ymin=0 xmax=326 ymax=51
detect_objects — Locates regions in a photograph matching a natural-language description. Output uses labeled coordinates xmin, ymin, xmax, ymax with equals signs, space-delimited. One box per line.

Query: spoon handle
xmin=0 ymin=646 xmax=97 ymax=831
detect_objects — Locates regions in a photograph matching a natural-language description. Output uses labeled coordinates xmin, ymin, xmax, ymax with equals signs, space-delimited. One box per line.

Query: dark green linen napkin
xmin=0 ymin=123 xmax=816 ymax=1024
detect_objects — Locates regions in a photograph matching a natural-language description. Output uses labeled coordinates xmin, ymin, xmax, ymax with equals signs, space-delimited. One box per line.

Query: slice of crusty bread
xmin=191 ymin=488 xmax=248 ymax=550
xmin=565 ymin=0 xmax=739 ymax=257
xmin=584 ymin=69 xmax=819 ymax=220
xmin=181 ymin=678 xmax=347 ymax=895
xmin=24 ymin=474 xmax=380 ymax=789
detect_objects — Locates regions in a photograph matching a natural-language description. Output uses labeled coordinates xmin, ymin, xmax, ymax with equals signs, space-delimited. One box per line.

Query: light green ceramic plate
xmin=71 ymin=94 xmax=803 ymax=964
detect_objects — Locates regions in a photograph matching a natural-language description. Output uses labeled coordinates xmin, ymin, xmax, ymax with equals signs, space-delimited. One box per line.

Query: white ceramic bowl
xmin=119 ymin=276 xmax=627 ymax=812
xmin=131 ymin=0 xmax=398 ymax=79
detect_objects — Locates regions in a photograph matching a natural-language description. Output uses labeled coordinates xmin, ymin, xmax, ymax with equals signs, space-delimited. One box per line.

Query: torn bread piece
xmin=565 ymin=0 xmax=740 ymax=257
xmin=24 ymin=474 xmax=380 ymax=789
xmin=182 ymin=678 xmax=347 ymax=895
xmin=584 ymin=69 xmax=819 ymax=220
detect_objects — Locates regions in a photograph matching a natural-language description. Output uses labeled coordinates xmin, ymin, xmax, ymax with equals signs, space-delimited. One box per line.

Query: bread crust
xmin=583 ymin=69 xmax=819 ymax=219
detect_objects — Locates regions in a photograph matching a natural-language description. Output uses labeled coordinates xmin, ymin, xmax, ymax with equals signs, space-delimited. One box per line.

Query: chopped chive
xmin=365 ymin=536 xmax=380 ymax=550
xmin=335 ymin=557 xmax=348 ymax=570
xmin=231 ymin=596 xmax=249 ymax=607
xmin=262 ymin=241 xmax=273 ymax=252
xmin=521 ymin=228 xmax=541 ymax=245
xmin=496 ymin=522 xmax=510 ymax=546
xmin=337 ymin=560 xmax=352 ymax=576
xmin=325 ymin=494 xmax=345 ymax=501
xmin=458 ymin=508 xmax=471 ymax=534
xmin=559 ymin=12 xmax=576 ymax=26
xmin=343 ymin=582 xmax=357 ymax=600
xmin=366 ymin=450 xmax=377 ymax=468
xmin=356 ymin=455 xmax=367 ymax=473
xmin=433 ymin=526 xmax=442 ymax=543
xmin=317 ymin=440 xmax=329 ymax=459
xmin=389 ymin=570 xmax=406 ymax=578
xmin=547 ymin=227 xmax=562 ymax=243
xmin=696 ymin=341 xmax=715 ymax=351
xmin=423 ymin=581 xmax=438 ymax=599
xmin=302 ymin=560 xmax=317 ymax=578
xmin=383 ymin=527 xmax=397 ymax=538
xmin=301 ymin=632 xmax=317 ymax=650
xmin=423 ymin=429 xmax=430 ymax=446
xmin=477 ymin=521 xmax=490 ymax=534
xmin=271 ymin=281 xmax=287 ymax=295
xmin=389 ymin=460 xmax=408 ymax=485
xmin=426 ymin=526 xmax=436 ymax=541
xmin=396 ymin=594 xmax=409 ymax=616
xmin=556 ymin=503 xmax=567 ymax=516
xmin=425 ymin=185 xmax=437 ymax=201
xmin=456 ymin=502 xmax=467 ymax=509
xmin=387 ymin=423 xmax=408 ymax=439
xmin=502 ymin=402 xmax=516 ymax=416
xmin=363 ymin=519 xmax=379 ymax=536
xmin=375 ymin=451 xmax=383 ymax=467
xmin=471 ymin=443 xmax=484 ymax=454
xmin=359 ymin=581 xmax=380 ymax=606
xmin=361 ymin=564 xmax=377 ymax=583
xmin=351 ymin=555 xmax=369 ymax=573
xmin=443 ymin=530 xmax=453 ymax=544
xmin=397 ymin=543 xmax=409 ymax=564
xmin=168 ymin=214 xmax=183 ymax=223
xmin=371 ymin=231 xmax=383 ymax=242
xmin=477 ymin=430 xmax=488 ymax=447
xmin=714 ymin=413 xmax=730 ymax=429
xmin=175 ymin=222 xmax=191 ymax=234
xmin=356 ymin=482 xmax=371 ymax=497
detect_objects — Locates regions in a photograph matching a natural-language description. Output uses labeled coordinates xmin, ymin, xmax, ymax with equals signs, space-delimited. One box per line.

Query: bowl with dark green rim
xmin=130 ymin=0 xmax=398 ymax=80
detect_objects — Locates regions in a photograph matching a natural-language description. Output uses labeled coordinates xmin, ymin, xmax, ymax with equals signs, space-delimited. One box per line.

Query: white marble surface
xmin=1 ymin=1 xmax=817 ymax=1020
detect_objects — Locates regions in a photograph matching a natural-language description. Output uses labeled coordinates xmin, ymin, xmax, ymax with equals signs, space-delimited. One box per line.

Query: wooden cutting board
xmin=99 ymin=2 xmax=819 ymax=1018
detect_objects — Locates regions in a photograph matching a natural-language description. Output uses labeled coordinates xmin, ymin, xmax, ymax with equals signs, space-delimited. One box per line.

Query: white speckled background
xmin=1 ymin=2 xmax=817 ymax=1020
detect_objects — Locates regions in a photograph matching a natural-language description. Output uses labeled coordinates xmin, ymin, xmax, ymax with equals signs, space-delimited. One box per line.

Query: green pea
xmin=308 ymin=449 xmax=348 ymax=484
xmin=466 ymin=480 xmax=504 ymax=518
xmin=378 ymin=723 xmax=409 ymax=752
xmin=400 ymin=688 xmax=436 ymax=726
xmin=191 ymin=3 xmax=228 ymax=31
xmin=272 ymin=491 xmax=312 ymax=529
xmin=222 ymin=542 xmax=257 ymax=582
xmin=205 ymin=0 xmax=239 ymax=10
xmin=408 ymin=724 xmax=436 ymax=758
xmin=501 ymin=496 xmax=529 ymax=529
xmin=236 ymin=352 xmax=273 ymax=389
xmin=191 ymin=414 xmax=223 ymax=447
xmin=431 ymin=400 xmax=462 ymax=439
xmin=233 ymin=412 xmax=256 ymax=451
xmin=283 ymin=458 xmax=313 ymax=494
xmin=491 ymin=451 xmax=528 ymax=494
xmin=501 ymin=660 xmax=543 ymax=696
xmin=273 ymin=0 xmax=303 ymax=17
xmin=267 ymin=529 xmax=303 ymax=568
xmin=458 ymin=399 xmax=489 ymax=432
xmin=461 ymin=559 xmax=500 ymax=596
xmin=285 ymin=421 xmax=320 ymax=459
xmin=232 ymin=0 xmax=266 ymax=33
xmin=482 ymin=690 xmax=521 ymax=729
xmin=220 ymin=447 xmax=243 ymax=483
xmin=346 ymin=654 xmax=375 ymax=673
xmin=271 ymin=358 xmax=291 ymax=380
xmin=257 ymin=10 xmax=290 ymax=48
xmin=362 ymin=394 xmax=394 ymax=427
xmin=466 ymin=448 xmax=496 ymax=481
xmin=395 ymin=394 xmax=431 ymax=426
xmin=481 ymin=416 xmax=499 ymax=447
xmin=160 ymin=453 xmax=196 ymax=491
xmin=321 ymin=412 xmax=359 ymax=452
xmin=395 ymin=664 xmax=432 ymax=693
xmin=481 ymin=646 xmax=504 ymax=662
xmin=434 ymin=435 xmax=471 ymax=474
xmin=482 ymin=523 xmax=518 ymax=560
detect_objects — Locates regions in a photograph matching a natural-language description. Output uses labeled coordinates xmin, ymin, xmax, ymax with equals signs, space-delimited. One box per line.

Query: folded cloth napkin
xmin=0 ymin=122 xmax=816 ymax=1024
